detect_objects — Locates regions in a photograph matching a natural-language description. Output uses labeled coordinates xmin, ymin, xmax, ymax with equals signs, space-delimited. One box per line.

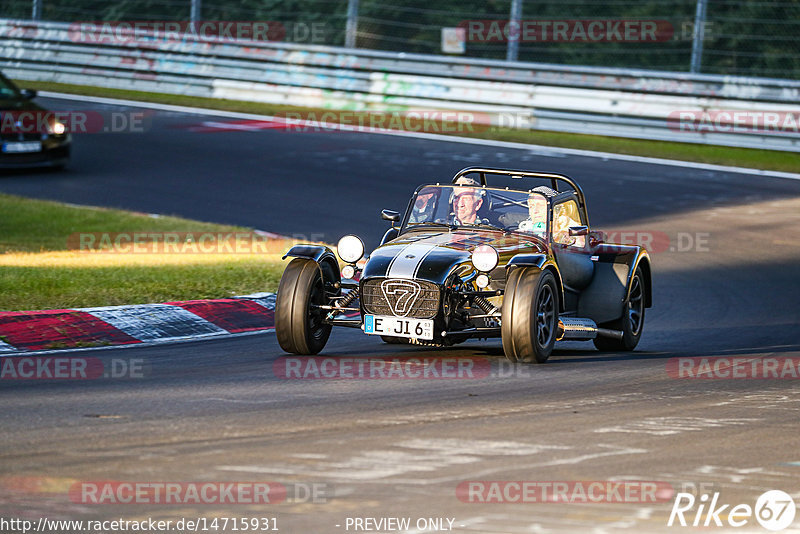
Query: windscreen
xmin=405 ymin=185 xmax=549 ymax=236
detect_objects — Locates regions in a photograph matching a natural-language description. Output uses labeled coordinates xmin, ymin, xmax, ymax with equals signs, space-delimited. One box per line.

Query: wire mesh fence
xmin=3 ymin=0 xmax=799 ymax=79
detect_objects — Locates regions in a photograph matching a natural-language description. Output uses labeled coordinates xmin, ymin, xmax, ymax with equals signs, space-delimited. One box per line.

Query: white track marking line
xmin=40 ymin=91 xmax=800 ymax=181
xmin=594 ymin=417 xmax=758 ymax=436
xmin=218 ymin=442 xmax=645 ymax=485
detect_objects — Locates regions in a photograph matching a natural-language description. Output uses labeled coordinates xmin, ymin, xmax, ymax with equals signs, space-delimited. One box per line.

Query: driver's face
xmin=454 ymin=191 xmax=482 ymax=223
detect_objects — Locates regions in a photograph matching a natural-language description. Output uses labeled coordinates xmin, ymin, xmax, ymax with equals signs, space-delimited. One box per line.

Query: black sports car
xmin=276 ymin=167 xmax=652 ymax=363
xmin=0 ymin=71 xmax=70 ymax=169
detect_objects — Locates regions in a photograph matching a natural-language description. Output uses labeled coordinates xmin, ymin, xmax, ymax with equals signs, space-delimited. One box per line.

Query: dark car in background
xmin=0 ymin=71 xmax=70 ymax=169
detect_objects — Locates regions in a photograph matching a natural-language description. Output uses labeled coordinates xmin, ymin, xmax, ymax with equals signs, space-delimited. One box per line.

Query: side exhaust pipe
xmin=557 ymin=317 xmax=623 ymax=341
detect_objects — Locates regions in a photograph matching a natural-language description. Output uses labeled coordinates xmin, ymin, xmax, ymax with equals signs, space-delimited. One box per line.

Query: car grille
xmin=361 ymin=278 xmax=440 ymax=319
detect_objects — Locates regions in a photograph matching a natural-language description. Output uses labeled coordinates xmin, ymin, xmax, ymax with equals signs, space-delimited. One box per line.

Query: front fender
xmin=282 ymin=244 xmax=341 ymax=286
xmin=505 ymin=253 xmax=564 ymax=312
xmin=506 ymin=253 xmax=548 ymax=272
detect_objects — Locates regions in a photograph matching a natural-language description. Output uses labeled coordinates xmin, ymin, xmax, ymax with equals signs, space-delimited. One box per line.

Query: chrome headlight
xmin=337 ymin=235 xmax=364 ymax=264
xmin=471 ymin=244 xmax=498 ymax=272
xmin=341 ymin=264 xmax=356 ymax=280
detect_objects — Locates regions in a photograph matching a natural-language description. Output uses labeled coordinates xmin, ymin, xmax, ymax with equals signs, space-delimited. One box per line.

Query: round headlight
xmin=471 ymin=245 xmax=499 ymax=272
xmin=341 ymin=264 xmax=356 ymax=280
xmin=52 ymin=121 xmax=66 ymax=135
xmin=337 ymin=235 xmax=364 ymax=264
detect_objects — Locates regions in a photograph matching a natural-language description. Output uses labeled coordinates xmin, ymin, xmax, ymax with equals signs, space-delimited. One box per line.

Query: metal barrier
xmin=2 ymin=19 xmax=799 ymax=152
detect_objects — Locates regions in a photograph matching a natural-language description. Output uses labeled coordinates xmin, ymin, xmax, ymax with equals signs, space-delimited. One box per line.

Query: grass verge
xmin=0 ymin=193 xmax=294 ymax=311
xmin=17 ymin=79 xmax=800 ymax=174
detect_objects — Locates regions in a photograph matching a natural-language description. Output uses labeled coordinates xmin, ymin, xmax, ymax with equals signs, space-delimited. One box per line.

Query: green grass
xmin=0 ymin=262 xmax=285 ymax=312
xmin=0 ymin=193 xmax=253 ymax=253
xmin=0 ymin=193 xmax=292 ymax=311
xmin=17 ymin=79 xmax=800 ymax=174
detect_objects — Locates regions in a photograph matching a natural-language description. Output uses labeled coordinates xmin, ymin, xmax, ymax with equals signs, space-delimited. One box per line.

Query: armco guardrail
xmin=2 ymin=19 xmax=799 ymax=152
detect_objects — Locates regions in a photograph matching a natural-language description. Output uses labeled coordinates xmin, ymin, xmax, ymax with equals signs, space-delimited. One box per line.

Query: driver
xmin=449 ymin=177 xmax=487 ymax=226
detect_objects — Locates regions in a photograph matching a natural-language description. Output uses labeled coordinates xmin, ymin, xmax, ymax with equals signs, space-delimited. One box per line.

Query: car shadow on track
xmin=545 ymin=343 xmax=800 ymax=365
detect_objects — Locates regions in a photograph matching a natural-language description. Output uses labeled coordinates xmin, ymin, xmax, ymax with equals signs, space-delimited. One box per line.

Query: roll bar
xmin=452 ymin=166 xmax=589 ymax=224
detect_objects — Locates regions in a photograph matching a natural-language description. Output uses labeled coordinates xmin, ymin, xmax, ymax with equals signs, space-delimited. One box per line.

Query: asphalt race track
xmin=1 ymin=96 xmax=800 ymax=533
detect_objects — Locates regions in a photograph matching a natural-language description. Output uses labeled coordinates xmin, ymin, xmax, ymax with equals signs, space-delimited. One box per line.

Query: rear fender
xmin=578 ymin=244 xmax=651 ymax=323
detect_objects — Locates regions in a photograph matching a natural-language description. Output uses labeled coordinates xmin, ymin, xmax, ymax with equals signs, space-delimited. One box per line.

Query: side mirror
xmin=20 ymin=89 xmax=37 ymax=100
xmin=381 ymin=209 xmax=400 ymax=223
xmin=569 ymin=225 xmax=589 ymax=237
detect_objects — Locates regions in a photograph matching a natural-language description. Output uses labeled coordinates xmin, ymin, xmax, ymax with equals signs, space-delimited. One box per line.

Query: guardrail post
xmin=506 ymin=0 xmax=523 ymax=62
xmin=31 ymin=0 xmax=42 ymax=20
xmin=190 ymin=0 xmax=202 ymax=24
xmin=690 ymin=0 xmax=708 ymax=73
xmin=345 ymin=0 xmax=359 ymax=48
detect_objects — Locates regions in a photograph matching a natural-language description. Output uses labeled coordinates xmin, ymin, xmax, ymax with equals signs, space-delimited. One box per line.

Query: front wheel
xmin=593 ymin=266 xmax=645 ymax=352
xmin=502 ymin=268 xmax=559 ymax=364
xmin=275 ymin=258 xmax=334 ymax=355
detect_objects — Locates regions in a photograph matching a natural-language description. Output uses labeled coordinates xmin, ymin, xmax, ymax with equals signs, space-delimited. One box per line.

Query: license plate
xmin=364 ymin=314 xmax=434 ymax=340
xmin=2 ymin=141 xmax=42 ymax=153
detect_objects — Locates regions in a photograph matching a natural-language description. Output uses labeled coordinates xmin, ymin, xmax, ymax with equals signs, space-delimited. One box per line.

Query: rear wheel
xmin=275 ymin=259 xmax=334 ymax=355
xmin=593 ymin=266 xmax=645 ymax=352
xmin=502 ymin=268 xmax=558 ymax=364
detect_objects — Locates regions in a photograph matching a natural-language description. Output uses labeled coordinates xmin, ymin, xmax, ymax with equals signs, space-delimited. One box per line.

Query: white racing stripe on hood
xmin=386 ymin=232 xmax=477 ymax=279
xmin=387 ymin=243 xmax=438 ymax=279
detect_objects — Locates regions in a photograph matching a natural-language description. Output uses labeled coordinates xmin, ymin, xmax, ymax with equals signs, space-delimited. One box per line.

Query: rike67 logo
xmin=668 ymin=490 xmax=796 ymax=531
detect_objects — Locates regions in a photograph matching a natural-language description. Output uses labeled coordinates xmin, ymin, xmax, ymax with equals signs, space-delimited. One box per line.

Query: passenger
xmin=553 ymin=202 xmax=585 ymax=246
xmin=518 ymin=192 xmax=548 ymax=234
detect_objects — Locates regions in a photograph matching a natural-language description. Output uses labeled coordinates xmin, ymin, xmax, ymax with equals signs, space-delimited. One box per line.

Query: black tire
xmin=381 ymin=336 xmax=409 ymax=344
xmin=593 ymin=266 xmax=645 ymax=352
xmin=275 ymin=258 xmax=333 ymax=355
xmin=502 ymin=268 xmax=559 ymax=364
